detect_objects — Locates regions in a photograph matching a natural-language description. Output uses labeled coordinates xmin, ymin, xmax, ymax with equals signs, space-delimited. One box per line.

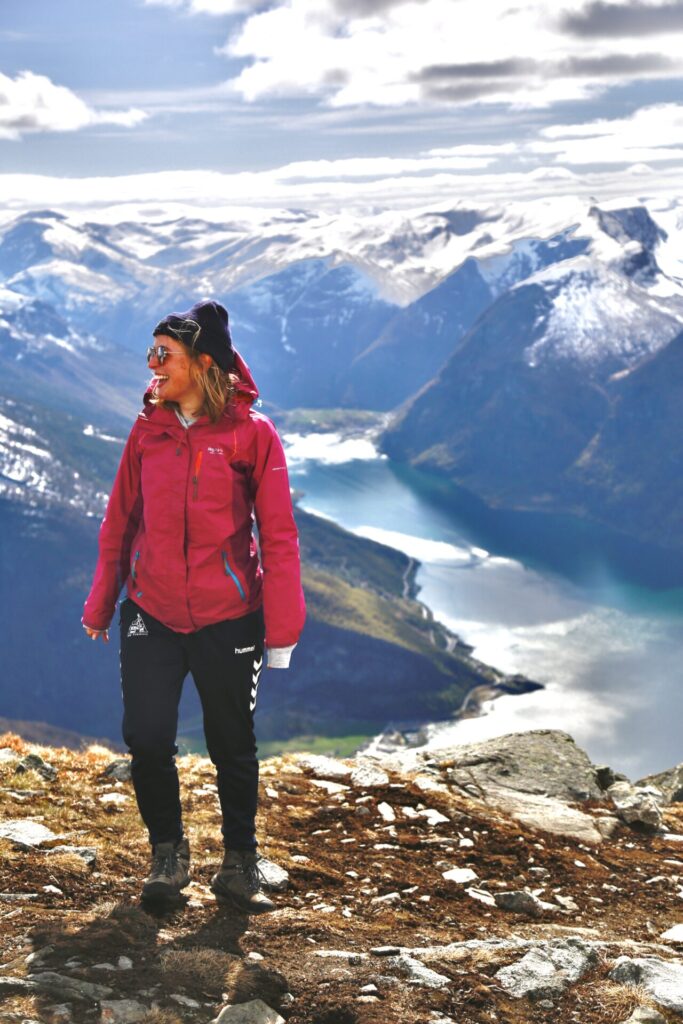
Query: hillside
xmin=4 ymin=729 xmax=683 ymax=1023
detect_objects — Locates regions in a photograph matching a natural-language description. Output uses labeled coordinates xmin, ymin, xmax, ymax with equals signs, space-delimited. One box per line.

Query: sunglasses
xmin=146 ymin=344 xmax=174 ymax=365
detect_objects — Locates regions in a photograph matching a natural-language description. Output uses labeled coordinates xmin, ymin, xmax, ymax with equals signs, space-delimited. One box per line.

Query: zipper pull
xmin=192 ymin=450 xmax=203 ymax=500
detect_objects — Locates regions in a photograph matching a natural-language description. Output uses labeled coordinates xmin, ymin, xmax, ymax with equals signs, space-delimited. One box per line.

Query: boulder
xmin=295 ymin=755 xmax=351 ymax=781
xmin=484 ymin=788 xmax=604 ymax=844
xmin=493 ymin=890 xmax=558 ymax=916
xmin=101 ymin=759 xmax=132 ymax=782
xmin=495 ymin=937 xmax=598 ymax=1001
xmin=433 ymin=730 xmax=603 ymax=802
xmin=258 ymin=858 xmax=289 ymax=892
xmin=609 ymin=956 xmax=683 ymax=1013
xmin=608 ymin=782 xmax=663 ymax=832
xmin=99 ymin=1000 xmax=148 ymax=1023
xmin=16 ymin=753 xmax=57 ymax=781
xmin=638 ymin=762 xmax=683 ymax=805
xmin=214 ymin=999 xmax=285 ymax=1024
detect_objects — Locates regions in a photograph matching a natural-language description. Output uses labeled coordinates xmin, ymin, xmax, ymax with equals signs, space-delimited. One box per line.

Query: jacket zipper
xmin=131 ymin=550 xmax=140 ymax=581
xmin=192 ymin=450 xmax=203 ymax=501
xmin=222 ymin=551 xmax=246 ymax=601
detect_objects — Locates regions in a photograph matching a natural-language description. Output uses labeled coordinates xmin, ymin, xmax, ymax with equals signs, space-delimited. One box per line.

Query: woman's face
xmin=148 ymin=334 xmax=202 ymax=408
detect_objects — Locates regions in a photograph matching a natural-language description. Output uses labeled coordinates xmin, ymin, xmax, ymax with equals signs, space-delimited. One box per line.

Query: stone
xmin=434 ymin=730 xmax=603 ymax=802
xmin=0 ymin=977 xmax=35 ymax=995
xmin=31 ymin=972 xmax=113 ymax=1002
xmin=660 ymin=924 xmax=683 ymax=942
xmin=46 ymin=846 xmax=97 ymax=866
xmin=15 ymin=753 xmax=57 ymax=781
xmin=360 ymin=984 xmax=379 ymax=994
xmin=494 ymin=890 xmax=558 ymax=916
xmin=466 ymin=887 xmax=496 ymax=906
xmin=117 ymin=957 xmax=133 ymax=970
xmin=371 ymin=892 xmax=401 ymax=905
xmin=371 ymin=946 xmax=401 ymax=956
xmin=608 ymin=782 xmax=663 ymax=831
xmin=214 ymin=999 xmax=285 ymax=1024
xmin=0 ymin=747 xmax=18 ymax=762
xmin=442 ymin=868 xmax=478 ymax=884
xmin=377 ymin=802 xmax=396 ymax=822
xmin=0 ymin=819 xmax=60 ymax=848
xmin=638 ymin=762 xmax=683 ymax=804
xmin=350 ymin=761 xmax=390 ymax=789
xmin=101 ymin=759 xmax=132 ymax=782
xmin=170 ymin=994 xmax=201 ymax=1008
xmin=554 ymin=894 xmax=580 ymax=912
xmin=46 ymin=1004 xmax=72 ymax=1023
xmin=99 ymin=793 xmax=129 ymax=805
xmin=595 ymin=765 xmax=630 ymax=791
xmin=356 ymin=995 xmax=380 ymax=1003
xmin=309 ymin=779 xmax=349 ymax=795
xmin=258 ymin=858 xmax=289 ymax=892
xmin=42 ymin=885 xmax=63 ymax=896
xmin=0 ymin=893 xmax=38 ymax=902
xmin=313 ymin=951 xmax=367 ymax=965
xmin=609 ymin=956 xmax=683 ymax=1012
xmin=620 ymin=1008 xmax=668 ymax=1024
xmin=296 ymin=754 xmax=351 ymax=781
xmin=416 ymin=808 xmax=449 ymax=825
xmin=495 ymin=937 xmax=598 ymax=1000
xmin=99 ymin=1000 xmax=148 ymax=1023
xmin=484 ymin=788 xmax=604 ymax=844
xmin=388 ymin=954 xmax=450 ymax=989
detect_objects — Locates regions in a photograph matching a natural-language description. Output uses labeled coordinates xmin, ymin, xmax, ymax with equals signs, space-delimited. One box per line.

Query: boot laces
xmin=242 ymin=856 xmax=268 ymax=894
xmin=152 ymin=847 xmax=176 ymax=878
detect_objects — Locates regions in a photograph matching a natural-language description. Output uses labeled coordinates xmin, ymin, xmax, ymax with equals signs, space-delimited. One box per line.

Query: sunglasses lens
xmin=147 ymin=345 xmax=167 ymax=364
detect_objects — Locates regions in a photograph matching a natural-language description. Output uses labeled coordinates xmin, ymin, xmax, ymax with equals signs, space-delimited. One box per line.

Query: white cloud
xmin=220 ymin=0 xmax=683 ymax=108
xmin=0 ymin=71 xmax=147 ymax=140
xmin=532 ymin=103 xmax=683 ymax=164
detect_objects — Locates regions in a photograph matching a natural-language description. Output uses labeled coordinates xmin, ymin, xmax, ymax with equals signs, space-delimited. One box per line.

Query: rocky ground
xmin=3 ymin=729 xmax=683 ymax=1024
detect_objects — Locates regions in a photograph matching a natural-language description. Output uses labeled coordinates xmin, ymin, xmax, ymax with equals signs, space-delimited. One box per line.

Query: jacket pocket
xmin=222 ymin=550 xmax=246 ymax=601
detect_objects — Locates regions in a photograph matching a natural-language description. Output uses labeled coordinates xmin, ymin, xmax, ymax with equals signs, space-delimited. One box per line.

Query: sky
xmin=2 ymin=0 xmax=683 ymax=212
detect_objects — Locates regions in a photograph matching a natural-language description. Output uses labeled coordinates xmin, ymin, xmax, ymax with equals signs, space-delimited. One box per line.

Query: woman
xmin=82 ymin=299 xmax=305 ymax=912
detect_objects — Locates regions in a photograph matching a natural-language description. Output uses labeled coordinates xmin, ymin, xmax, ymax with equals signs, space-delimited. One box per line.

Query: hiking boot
xmin=141 ymin=837 xmax=191 ymax=901
xmin=210 ymin=849 xmax=275 ymax=914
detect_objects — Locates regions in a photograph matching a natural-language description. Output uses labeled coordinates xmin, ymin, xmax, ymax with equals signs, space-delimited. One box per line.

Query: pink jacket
xmin=82 ymin=351 xmax=305 ymax=649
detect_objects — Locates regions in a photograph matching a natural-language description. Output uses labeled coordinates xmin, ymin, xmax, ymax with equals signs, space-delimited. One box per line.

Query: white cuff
xmin=266 ymin=644 xmax=296 ymax=669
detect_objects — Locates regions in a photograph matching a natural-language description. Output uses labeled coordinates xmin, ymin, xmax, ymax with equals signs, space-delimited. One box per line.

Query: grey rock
xmin=388 ymin=954 xmax=450 ymax=989
xmin=258 ymin=858 xmax=289 ymax=892
xmin=483 ymin=788 xmax=604 ymax=844
xmin=638 ymin=761 xmax=683 ymax=804
xmin=0 ymin=977 xmax=36 ymax=995
xmin=609 ymin=956 xmax=683 ymax=1013
xmin=313 ymin=950 xmax=367 ymax=965
xmin=621 ymin=1008 xmax=668 ymax=1024
xmin=0 ymin=893 xmax=38 ymax=902
xmin=0 ymin=819 xmax=60 ymax=848
xmin=214 ymin=999 xmax=285 ymax=1024
xmin=15 ymin=754 xmax=57 ymax=781
xmin=595 ymin=765 xmax=630 ymax=791
xmin=99 ymin=999 xmax=148 ymax=1023
xmin=46 ymin=846 xmax=97 ymax=866
xmin=371 ymin=946 xmax=401 ymax=956
xmin=608 ymin=782 xmax=663 ymax=831
xmin=432 ymin=730 xmax=603 ymax=802
xmin=31 ymin=972 xmax=113 ymax=1001
xmin=0 ymin=748 xmax=18 ymax=763
xmin=101 ymin=759 xmax=132 ymax=782
xmin=296 ymin=754 xmax=351 ymax=781
xmin=494 ymin=890 xmax=558 ymax=916
xmin=350 ymin=760 xmax=390 ymax=789
xmin=495 ymin=937 xmax=598 ymax=1000
xmin=46 ymin=1005 xmax=73 ymax=1023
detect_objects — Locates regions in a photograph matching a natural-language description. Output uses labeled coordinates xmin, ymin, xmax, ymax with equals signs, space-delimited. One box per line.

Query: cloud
xmin=220 ymin=0 xmax=683 ymax=109
xmin=0 ymin=71 xmax=147 ymax=140
xmin=532 ymin=102 xmax=683 ymax=164
xmin=560 ymin=0 xmax=683 ymax=38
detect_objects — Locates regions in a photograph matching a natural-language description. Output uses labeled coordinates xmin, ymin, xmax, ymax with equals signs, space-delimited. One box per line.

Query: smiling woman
xmin=81 ymin=298 xmax=306 ymax=911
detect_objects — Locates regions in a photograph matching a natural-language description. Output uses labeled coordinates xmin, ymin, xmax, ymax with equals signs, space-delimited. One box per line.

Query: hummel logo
xmin=235 ymin=645 xmax=256 ymax=654
xmin=127 ymin=613 xmax=148 ymax=638
xmin=207 ymin=446 xmax=224 ymax=455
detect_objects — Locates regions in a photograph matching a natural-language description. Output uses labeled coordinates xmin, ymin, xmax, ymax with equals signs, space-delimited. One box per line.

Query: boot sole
xmin=210 ymin=883 xmax=275 ymax=914
xmin=141 ymin=874 xmax=191 ymax=903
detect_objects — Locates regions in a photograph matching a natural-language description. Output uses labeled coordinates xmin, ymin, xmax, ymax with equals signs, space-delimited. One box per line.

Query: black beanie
xmin=153 ymin=299 xmax=235 ymax=371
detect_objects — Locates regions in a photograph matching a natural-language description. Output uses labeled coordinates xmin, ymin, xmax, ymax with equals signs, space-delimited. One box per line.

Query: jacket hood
xmin=141 ymin=346 xmax=259 ymax=421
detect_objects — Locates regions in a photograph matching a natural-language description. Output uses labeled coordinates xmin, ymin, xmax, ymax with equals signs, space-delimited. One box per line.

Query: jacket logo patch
xmin=207 ymin=446 xmax=225 ymax=455
xmin=127 ymin=613 xmax=148 ymax=638
xmin=235 ymin=645 xmax=256 ymax=654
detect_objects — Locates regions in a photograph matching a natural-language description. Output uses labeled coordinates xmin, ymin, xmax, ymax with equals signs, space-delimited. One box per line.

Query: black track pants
xmin=119 ymin=599 xmax=264 ymax=850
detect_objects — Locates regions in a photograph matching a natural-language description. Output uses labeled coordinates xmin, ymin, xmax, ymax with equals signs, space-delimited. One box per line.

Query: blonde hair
xmin=153 ymin=342 xmax=239 ymax=423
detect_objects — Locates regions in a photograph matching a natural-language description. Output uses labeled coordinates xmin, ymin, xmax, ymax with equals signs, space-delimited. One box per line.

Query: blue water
xmin=287 ymin=446 xmax=683 ymax=780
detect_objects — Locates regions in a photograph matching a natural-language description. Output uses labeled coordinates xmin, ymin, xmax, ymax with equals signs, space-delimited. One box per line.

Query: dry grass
xmin=160 ymin=947 xmax=238 ymax=994
xmin=576 ymin=981 xmax=664 ymax=1022
xmin=139 ymin=1011 xmax=184 ymax=1024
xmin=224 ymin=960 xmax=289 ymax=1006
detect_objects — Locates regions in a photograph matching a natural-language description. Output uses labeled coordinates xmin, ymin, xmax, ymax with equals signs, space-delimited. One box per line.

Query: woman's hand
xmin=83 ymin=625 xmax=110 ymax=643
